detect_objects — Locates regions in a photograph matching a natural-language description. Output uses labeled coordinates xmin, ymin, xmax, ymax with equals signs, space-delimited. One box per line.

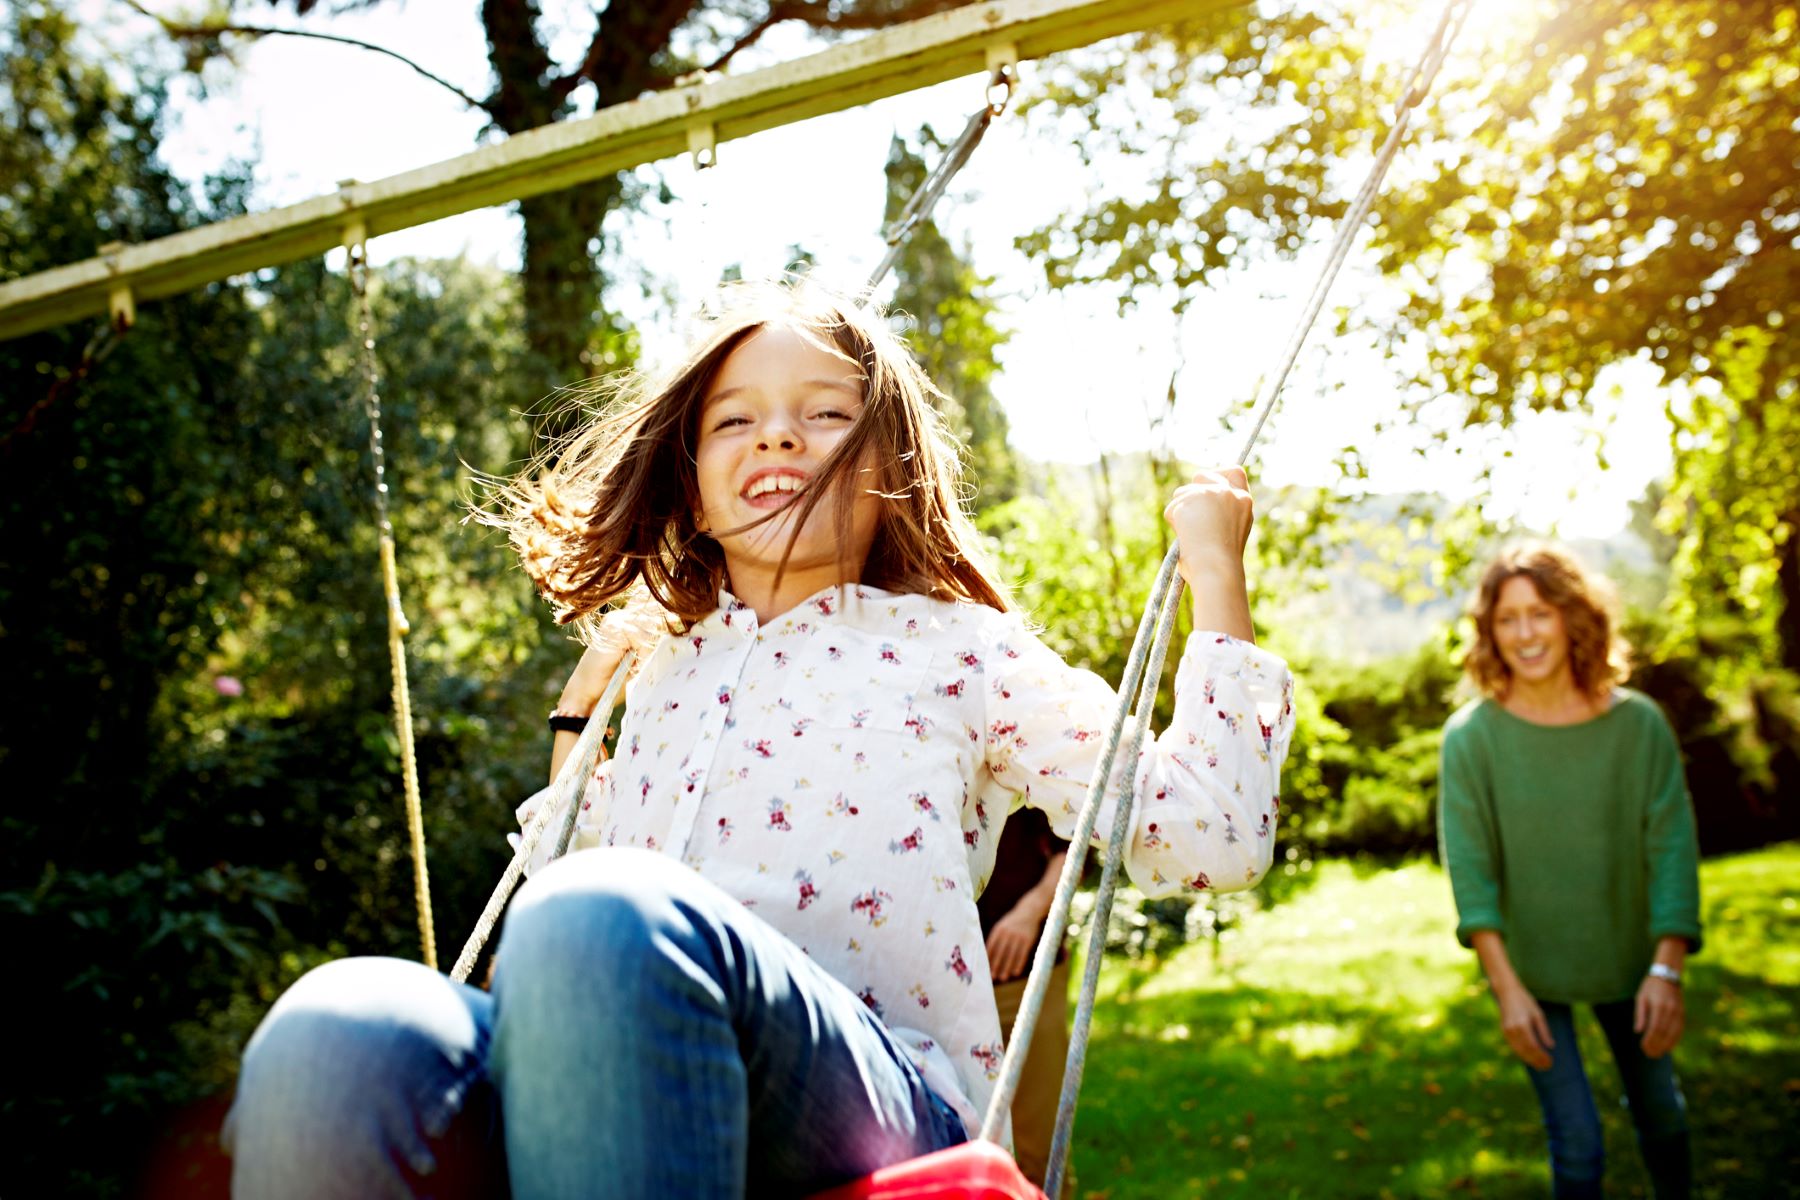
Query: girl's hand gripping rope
xmin=1164 ymin=466 xmax=1257 ymax=643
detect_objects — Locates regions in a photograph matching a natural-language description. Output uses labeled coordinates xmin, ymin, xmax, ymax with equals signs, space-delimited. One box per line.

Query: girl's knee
xmin=503 ymin=848 xmax=701 ymax=965
xmin=229 ymin=958 xmax=491 ymax=1176
xmin=243 ymin=957 xmax=486 ymax=1084
xmin=495 ymin=851 xmax=741 ymax=1027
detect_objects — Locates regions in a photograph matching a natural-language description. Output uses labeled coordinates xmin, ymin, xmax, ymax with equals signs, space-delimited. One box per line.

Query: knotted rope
xmin=348 ymin=234 xmax=437 ymax=971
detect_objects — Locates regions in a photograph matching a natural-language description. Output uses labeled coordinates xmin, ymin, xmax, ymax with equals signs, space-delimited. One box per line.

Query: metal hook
xmin=687 ymin=123 xmax=718 ymax=171
xmin=985 ymin=56 xmax=1017 ymax=116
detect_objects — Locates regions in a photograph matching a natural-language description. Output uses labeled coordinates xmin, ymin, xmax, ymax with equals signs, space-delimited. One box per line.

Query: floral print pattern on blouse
xmin=517 ymin=584 xmax=1295 ymax=1135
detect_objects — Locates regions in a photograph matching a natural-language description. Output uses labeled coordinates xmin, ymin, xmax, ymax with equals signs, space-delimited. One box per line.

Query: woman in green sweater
xmin=1438 ymin=542 xmax=1701 ymax=1199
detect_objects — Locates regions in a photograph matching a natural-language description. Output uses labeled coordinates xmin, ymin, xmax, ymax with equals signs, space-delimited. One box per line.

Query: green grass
xmin=1067 ymin=843 xmax=1800 ymax=1199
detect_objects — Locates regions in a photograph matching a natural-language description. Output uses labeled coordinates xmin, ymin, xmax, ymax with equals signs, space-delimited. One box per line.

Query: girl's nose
xmin=757 ymin=416 xmax=802 ymax=452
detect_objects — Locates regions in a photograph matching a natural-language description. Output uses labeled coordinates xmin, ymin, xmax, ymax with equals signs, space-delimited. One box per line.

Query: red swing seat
xmin=809 ymin=1141 xmax=1048 ymax=1200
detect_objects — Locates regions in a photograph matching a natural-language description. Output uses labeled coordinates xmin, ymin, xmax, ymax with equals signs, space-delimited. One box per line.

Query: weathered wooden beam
xmin=1 ymin=0 xmax=1237 ymax=341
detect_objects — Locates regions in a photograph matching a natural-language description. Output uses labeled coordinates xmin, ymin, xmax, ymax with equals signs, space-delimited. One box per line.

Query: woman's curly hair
xmin=1462 ymin=541 xmax=1630 ymax=702
xmin=476 ymin=279 xmax=1009 ymax=639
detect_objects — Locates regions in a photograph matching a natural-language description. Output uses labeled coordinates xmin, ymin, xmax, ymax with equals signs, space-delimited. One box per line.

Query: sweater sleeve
xmin=1642 ymin=706 xmax=1703 ymax=953
xmin=1437 ymin=714 xmax=1505 ymax=948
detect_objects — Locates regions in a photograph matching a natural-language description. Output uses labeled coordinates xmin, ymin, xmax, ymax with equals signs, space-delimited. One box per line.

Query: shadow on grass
xmin=1068 ymin=891 xmax=1800 ymax=1199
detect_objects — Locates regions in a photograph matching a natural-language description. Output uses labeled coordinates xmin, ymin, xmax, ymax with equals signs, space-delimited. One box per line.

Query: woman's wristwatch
xmin=1646 ymin=962 xmax=1682 ymax=986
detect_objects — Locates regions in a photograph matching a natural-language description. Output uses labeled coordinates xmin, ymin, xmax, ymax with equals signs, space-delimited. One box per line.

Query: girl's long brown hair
xmin=481 ymin=281 xmax=1010 ymax=637
xmin=1462 ymin=541 xmax=1630 ymax=702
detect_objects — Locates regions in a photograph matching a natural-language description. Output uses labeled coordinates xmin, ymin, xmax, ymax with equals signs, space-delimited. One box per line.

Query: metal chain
xmin=347 ymin=239 xmax=438 ymax=971
xmin=1 ymin=313 xmax=128 ymax=456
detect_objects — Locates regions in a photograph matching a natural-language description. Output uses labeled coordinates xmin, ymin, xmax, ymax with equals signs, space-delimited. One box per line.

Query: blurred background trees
xmin=3 ymin=0 xmax=1795 ymax=1194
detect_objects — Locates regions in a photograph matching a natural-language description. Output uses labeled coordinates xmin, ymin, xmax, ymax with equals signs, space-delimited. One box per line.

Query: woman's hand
xmin=985 ymin=908 xmax=1040 ymax=983
xmin=1635 ymin=975 xmax=1685 ymax=1057
xmin=1496 ymin=983 xmax=1556 ymax=1070
xmin=1165 ymin=466 xmax=1256 ymax=642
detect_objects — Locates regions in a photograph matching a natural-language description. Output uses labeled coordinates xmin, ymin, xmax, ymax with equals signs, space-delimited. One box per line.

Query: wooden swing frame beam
xmin=0 ymin=0 xmax=1236 ymax=341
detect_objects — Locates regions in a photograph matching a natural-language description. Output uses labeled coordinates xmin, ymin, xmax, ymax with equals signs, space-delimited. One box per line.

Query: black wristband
xmin=547 ymin=712 xmax=590 ymax=734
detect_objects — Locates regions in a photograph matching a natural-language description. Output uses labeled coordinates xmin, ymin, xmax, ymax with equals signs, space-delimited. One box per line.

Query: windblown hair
xmin=481 ymin=280 xmax=1010 ymax=637
xmin=1461 ymin=541 xmax=1630 ymax=702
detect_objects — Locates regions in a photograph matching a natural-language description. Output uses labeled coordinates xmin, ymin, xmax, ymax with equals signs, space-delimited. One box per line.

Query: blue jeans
xmin=1525 ymin=999 xmax=1691 ymax=1199
xmin=224 ymin=848 xmax=967 ymax=1198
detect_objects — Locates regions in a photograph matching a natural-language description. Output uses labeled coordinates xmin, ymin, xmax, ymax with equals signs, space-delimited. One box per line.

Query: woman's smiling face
xmin=693 ymin=325 xmax=881 ymax=590
xmin=1490 ymin=574 xmax=1573 ymax=690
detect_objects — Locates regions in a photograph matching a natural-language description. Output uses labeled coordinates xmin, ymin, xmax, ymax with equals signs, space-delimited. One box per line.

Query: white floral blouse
xmin=517 ymin=584 xmax=1294 ymax=1134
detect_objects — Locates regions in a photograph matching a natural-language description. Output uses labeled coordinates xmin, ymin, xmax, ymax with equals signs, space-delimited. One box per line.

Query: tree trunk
xmin=518 ymin=182 xmax=615 ymax=394
xmin=481 ymin=0 xmax=698 ymax=397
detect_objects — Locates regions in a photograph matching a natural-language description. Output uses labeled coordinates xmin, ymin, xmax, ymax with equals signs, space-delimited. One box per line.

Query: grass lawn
xmin=1067 ymin=843 xmax=1800 ymax=1199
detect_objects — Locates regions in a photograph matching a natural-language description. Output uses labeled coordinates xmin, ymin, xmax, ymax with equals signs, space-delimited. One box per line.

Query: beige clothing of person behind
xmin=994 ymin=960 xmax=1076 ymax=1199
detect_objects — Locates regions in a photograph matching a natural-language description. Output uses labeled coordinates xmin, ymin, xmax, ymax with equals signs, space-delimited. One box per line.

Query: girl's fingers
xmin=1634 ymin=989 xmax=1649 ymax=1033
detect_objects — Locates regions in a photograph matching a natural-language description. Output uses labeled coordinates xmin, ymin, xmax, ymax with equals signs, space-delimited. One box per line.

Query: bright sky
xmin=74 ymin=0 xmax=1673 ymax=539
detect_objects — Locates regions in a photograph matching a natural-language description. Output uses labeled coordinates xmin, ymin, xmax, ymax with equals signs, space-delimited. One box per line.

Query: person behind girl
xmin=979 ymin=809 xmax=1078 ymax=1196
xmin=223 ymin=281 xmax=1295 ymax=1199
xmin=1438 ymin=542 xmax=1701 ymax=1199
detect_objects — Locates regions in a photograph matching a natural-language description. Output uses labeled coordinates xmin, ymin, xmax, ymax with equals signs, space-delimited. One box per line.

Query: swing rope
xmin=348 ymin=236 xmax=438 ymax=971
xmin=448 ymin=655 xmax=635 ymax=982
xmin=977 ymin=3 xmax=1479 ymax=1191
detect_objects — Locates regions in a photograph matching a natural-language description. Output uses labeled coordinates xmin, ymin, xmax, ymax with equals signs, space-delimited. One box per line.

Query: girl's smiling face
xmin=1490 ymin=574 xmax=1573 ymax=690
xmin=694 ymin=325 xmax=881 ymax=595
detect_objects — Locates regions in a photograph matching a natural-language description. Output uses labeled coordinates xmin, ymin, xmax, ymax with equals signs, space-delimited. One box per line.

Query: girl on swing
xmin=225 ymin=281 xmax=1295 ymax=1200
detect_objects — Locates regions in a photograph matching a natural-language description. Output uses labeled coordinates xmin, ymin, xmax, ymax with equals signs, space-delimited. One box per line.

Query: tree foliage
xmin=137 ymin=0 xmax=975 ymax=396
xmin=882 ymin=127 xmax=1020 ymax=507
xmin=2 ymin=11 xmax=570 ymax=1193
xmin=1020 ymin=0 xmax=1799 ymax=800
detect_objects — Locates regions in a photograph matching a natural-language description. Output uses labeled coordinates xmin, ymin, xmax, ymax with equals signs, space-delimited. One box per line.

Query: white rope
xmin=981 ymin=5 xmax=1480 ymax=1189
xmin=449 ymin=653 xmax=636 ymax=983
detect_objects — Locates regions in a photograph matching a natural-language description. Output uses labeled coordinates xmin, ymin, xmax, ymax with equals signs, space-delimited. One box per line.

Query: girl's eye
xmin=815 ymin=408 xmax=856 ymax=422
xmin=712 ymin=415 xmax=751 ymax=431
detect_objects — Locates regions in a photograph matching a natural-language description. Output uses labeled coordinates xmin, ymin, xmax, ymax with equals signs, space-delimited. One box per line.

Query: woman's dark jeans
xmin=1524 ymin=998 xmax=1691 ymax=1199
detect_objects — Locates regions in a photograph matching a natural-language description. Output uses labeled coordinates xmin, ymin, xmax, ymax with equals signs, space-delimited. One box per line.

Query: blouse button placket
xmin=664 ymin=612 xmax=759 ymax=859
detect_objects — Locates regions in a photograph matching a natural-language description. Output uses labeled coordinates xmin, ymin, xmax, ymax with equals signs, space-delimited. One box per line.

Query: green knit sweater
xmin=1437 ymin=689 xmax=1702 ymax=1004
